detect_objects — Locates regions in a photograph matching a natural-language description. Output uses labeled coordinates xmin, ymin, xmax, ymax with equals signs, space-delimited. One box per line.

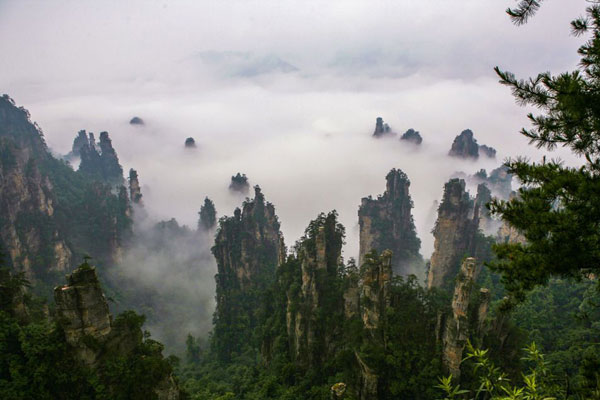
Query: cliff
xmin=54 ymin=263 xmax=181 ymax=398
xmin=474 ymin=183 xmax=494 ymax=233
xmin=400 ymin=128 xmax=423 ymax=145
xmin=372 ymin=117 xmax=394 ymax=138
xmin=128 ymin=168 xmax=143 ymax=205
xmin=0 ymin=95 xmax=131 ymax=289
xmin=448 ymin=129 xmax=496 ymax=159
xmin=442 ymin=257 xmax=477 ymax=379
xmin=211 ymin=186 xmax=284 ymax=360
xmin=427 ymin=179 xmax=479 ymax=289
xmin=284 ymin=211 xmax=345 ymax=368
xmin=77 ymin=130 xmax=124 ymax=186
xmin=358 ymin=169 xmax=423 ymax=276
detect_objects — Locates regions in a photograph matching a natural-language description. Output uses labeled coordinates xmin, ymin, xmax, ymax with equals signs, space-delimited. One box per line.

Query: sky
xmin=0 ymin=1 xmax=591 ymax=344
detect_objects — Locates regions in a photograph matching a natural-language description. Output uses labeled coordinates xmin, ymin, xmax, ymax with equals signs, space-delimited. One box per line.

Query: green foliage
xmin=437 ymin=342 xmax=565 ymax=400
xmin=489 ymin=3 xmax=600 ymax=299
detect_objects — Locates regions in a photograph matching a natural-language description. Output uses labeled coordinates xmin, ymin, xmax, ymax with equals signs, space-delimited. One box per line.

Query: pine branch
xmin=506 ymin=0 xmax=543 ymax=26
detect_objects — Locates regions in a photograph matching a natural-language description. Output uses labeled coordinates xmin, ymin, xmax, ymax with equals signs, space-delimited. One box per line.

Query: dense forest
xmin=1 ymin=1 xmax=600 ymax=399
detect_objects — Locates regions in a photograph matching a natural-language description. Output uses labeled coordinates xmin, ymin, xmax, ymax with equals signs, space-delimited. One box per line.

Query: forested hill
xmin=0 ymin=95 xmax=131 ymax=295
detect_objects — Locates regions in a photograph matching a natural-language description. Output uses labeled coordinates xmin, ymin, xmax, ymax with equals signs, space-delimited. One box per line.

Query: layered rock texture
xmin=0 ymin=95 xmax=131 ymax=286
xmin=54 ymin=263 xmax=181 ymax=398
xmin=372 ymin=117 xmax=394 ymax=138
xmin=128 ymin=168 xmax=143 ymax=205
xmin=427 ymin=179 xmax=479 ymax=289
xmin=358 ymin=169 xmax=423 ymax=276
xmin=448 ymin=129 xmax=496 ymax=159
xmin=212 ymin=186 xmax=285 ymax=360
xmin=229 ymin=172 xmax=250 ymax=194
xmin=400 ymin=128 xmax=423 ymax=145
xmin=442 ymin=257 xmax=477 ymax=379
xmin=54 ymin=264 xmax=113 ymax=362
xmin=284 ymin=212 xmax=345 ymax=367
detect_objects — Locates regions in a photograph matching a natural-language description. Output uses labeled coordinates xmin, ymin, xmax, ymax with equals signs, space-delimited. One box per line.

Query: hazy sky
xmin=0 ymin=0 xmax=589 ymax=260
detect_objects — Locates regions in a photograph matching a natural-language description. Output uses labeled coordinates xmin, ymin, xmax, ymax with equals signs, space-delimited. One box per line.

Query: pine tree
xmin=489 ymin=2 xmax=600 ymax=299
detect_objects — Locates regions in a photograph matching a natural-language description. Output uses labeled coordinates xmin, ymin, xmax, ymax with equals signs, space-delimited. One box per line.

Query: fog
xmin=0 ymin=0 xmax=589 ymax=350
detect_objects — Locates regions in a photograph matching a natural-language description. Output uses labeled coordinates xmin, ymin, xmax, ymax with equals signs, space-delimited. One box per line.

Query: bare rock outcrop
xmin=372 ymin=117 xmax=394 ymax=138
xmin=448 ymin=129 xmax=496 ymax=159
xmin=442 ymin=257 xmax=477 ymax=379
xmin=128 ymin=168 xmax=143 ymax=205
xmin=358 ymin=169 xmax=423 ymax=276
xmin=54 ymin=264 xmax=112 ymax=358
xmin=360 ymin=250 xmax=392 ymax=333
xmin=54 ymin=263 xmax=181 ymax=398
xmin=427 ymin=179 xmax=479 ymax=289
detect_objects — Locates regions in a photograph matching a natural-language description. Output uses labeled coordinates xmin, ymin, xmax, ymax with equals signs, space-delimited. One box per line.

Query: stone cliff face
xmin=212 ymin=186 xmax=284 ymax=360
xmin=128 ymin=168 xmax=143 ymax=205
xmin=475 ymin=183 xmax=494 ymax=233
xmin=360 ymin=250 xmax=392 ymax=334
xmin=0 ymin=95 xmax=71 ymax=279
xmin=54 ymin=263 xmax=180 ymax=399
xmin=0 ymin=95 xmax=131 ymax=288
xmin=54 ymin=264 xmax=113 ymax=362
xmin=448 ymin=129 xmax=496 ymax=159
xmin=77 ymin=130 xmax=124 ymax=186
xmin=372 ymin=117 xmax=394 ymax=138
xmin=427 ymin=179 xmax=479 ymax=289
xmin=285 ymin=212 xmax=344 ymax=367
xmin=358 ymin=169 xmax=423 ymax=276
xmin=442 ymin=258 xmax=477 ymax=379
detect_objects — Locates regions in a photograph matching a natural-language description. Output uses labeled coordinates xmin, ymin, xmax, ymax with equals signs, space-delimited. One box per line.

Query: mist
xmin=0 ymin=0 xmax=590 ymax=350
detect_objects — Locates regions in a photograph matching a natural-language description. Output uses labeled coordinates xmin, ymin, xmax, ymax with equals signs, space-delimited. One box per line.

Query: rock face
xmin=54 ymin=264 xmax=112 ymax=354
xmin=442 ymin=258 xmax=477 ymax=379
xmin=212 ymin=186 xmax=284 ymax=360
xmin=400 ymin=128 xmax=423 ymax=145
xmin=128 ymin=169 xmax=143 ymax=205
xmin=229 ymin=172 xmax=250 ymax=194
xmin=71 ymin=130 xmax=89 ymax=157
xmin=474 ymin=183 xmax=493 ymax=233
xmin=448 ymin=129 xmax=496 ymax=159
xmin=358 ymin=169 xmax=423 ymax=276
xmin=471 ymin=166 xmax=512 ymax=199
xmin=184 ymin=137 xmax=196 ymax=148
xmin=360 ymin=250 xmax=392 ymax=333
xmin=198 ymin=197 xmax=217 ymax=231
xmin=77 ymin=130 xmax=124 ymax=186
xmin=372 ymin=117 xmax=394 ymax=138
xmin=427 ymin=179 xmax=479 ymax=289
xmin=54 ymin=263 xmax=181 ymax=399
xmin=0 ymin=95 xmax=131 ymax=288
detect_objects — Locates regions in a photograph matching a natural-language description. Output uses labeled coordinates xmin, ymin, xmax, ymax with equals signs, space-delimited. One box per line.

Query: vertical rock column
xmin=442 ymin=257 xmax=477 ymax=379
